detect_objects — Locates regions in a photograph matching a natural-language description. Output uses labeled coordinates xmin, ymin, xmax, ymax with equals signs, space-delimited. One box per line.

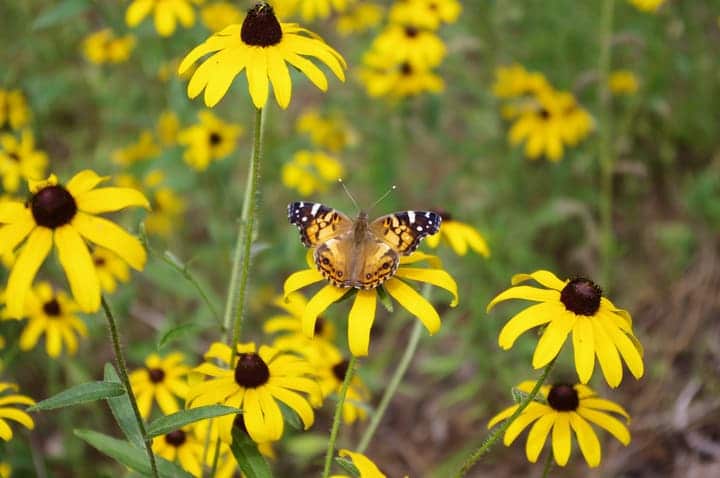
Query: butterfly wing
xmin=288 ymin=202 xmax=353 ymax=248
xmin=369 ymin=211 xmax=442 ymax=255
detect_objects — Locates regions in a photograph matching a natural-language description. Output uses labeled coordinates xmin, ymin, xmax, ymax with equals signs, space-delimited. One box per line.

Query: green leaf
xmin=230 ymin=427 xmax=274 ymax=478
xmin=147 ymin=406 xmax=241 ymax=438
xmin=74 ymin=429 xmax=193 ymax=478
xmin=278 ymin=401 xmax=302 ymax=431
xmin=157 ymin=323 xmax=206 ymax=350
xmin=335 ymin=457 xmax=360 ymax=477
xmin=32 ymin=0 xmax=90 ymax=30
xmin=104 ymin=363 xmax=144 ymax=448
xmin=29 ymin=381 xmax=125 ymax=411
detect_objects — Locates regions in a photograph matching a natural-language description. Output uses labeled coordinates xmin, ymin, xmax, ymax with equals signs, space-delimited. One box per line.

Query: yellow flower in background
xmin=284 ymin=252 xmax=458 ymax=356
xmin=112 ymin=130 xmax=161 ymax=166
xmin=188 ymin=342 xmax=318 ymax=443
xmin=296 ymin=110 xmax=354 ymax=152
xmin=0 ymin=382 xmax=35 ymax=441
xmin=389 ymin=0 xmax=461 ymax=30
xmin=282 ymin=150 xmax=344 ymax=196
xmin=178 ymin=110 xmax=243 ymax=171
xmin=335 ymin=3 xmax=383 ymax=36
xmin=629 ymin=0 xmax=665 ymax=13
xmin=0 ymin=130 xmax=48 ymax=193
xmin=264 ymin=292 xmax=336 ymax=342
xmin=0 ymin=89 xmax=31 ymax=131
xmin=286 ymin=0 xmax=350 ymax=22
xmin=157 ymin=110 xmax=180 ymax=146
xmin=118 ymin=171 xmax=187 ymax=237
xmin=370 ymin=24 xmax=446 ymax=69
xmin=0 ymin=170 xmax=149 ymax=316
xmin=82 ymin=29 xmax=136 ymax=64
xmin=158 ymin=57 xmax=196 ymax=82
xmin=179 ymin=2 xmax=347 ymax=108
xmin=609 ymin=70 xmax=639 ymax=95
xmin=331 ymin=449 xmax=387 ymax=478
xmin=92 ymin=247 xmax=130 ymax=293
xmin=152 ymin=426 xmax=206 ymax=477
xmin=360 ymin=59 xmax=444 ymax=99
xmin=0 ymin=462 xmax=10 ymax=478
xmin=425 ymin=211 xmax=490 ymax=257
xmin=492 ymin=64 xmax=550 ymax=99
xmin=489 ymin=382 xmax=631 ymax=467
xmin=129 ymin=353 xmax=190 ymax=419
xmin=201 ymin=2 xmax=243 ymax=32
xmin=488 ymin=271 xmax=644 ymax=388
xmin=126 ymin=0 xmax=197 ymax=37
xmin=6 ymin=282 xmax=88 ymax=358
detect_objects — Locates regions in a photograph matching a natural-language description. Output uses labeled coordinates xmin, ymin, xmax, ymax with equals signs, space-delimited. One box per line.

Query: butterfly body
xmin=288 ymin=202 xmax=441 ymax=290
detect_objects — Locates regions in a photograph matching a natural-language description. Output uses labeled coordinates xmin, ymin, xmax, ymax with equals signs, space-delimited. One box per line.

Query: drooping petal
xmin=572 ymin=317 xmax=596 ymax=383
xmin=497 ymin=301 xmax=559 ymax=350
xmin=347 ymin=290 xmax=376 ymax=356
xmin=179 ymin=26 xmax=238 ymax=74
xmin=0 ymin=408 xmax=34 ymax=429
xmin=569 ymin=412 xmax=602 ymax=467
xmin=525 ymin=413 xmax=556 ymax=463
xmin=511 ymin=270 xmax=567 ymax=290
xmin=338 ymin=450 xmax=385 ymax=477
xmin=551 ymin=413 xmax=572 ymax=466
xmin=581 ymin=398 xmax=630 ymax=420
xmin=487 ymin=405 xmax=518 ymax=429
xmin=503 ymin=403 xmax=546 ymax=445
xmin=460 ymin=223 xmax=491 ymax=257
xmin=591 ymin=318 xmax=623 ymax=388
xmin=55 ymin=225 xmax=100 ymax=313
xmin=267 ymin=50 xmax=292 ymax=109
xmin=19 ymin=319 xmax=46 ymax=351
xmin=72 ymin=212 xmax=146 ymax=271
xmin=283 ymin=268 xmax=324 ymax=298
xmin=394 ymin=267 xmax=458 ymax=306
xmin=602 ymin=319 xmax=644 ymax=380
xmin=268 ymin=386 xmax=314 ymax=429
xmin=577 ymin=408 xmax=630 ymax=445
xmin=6 ymin=227 xmax=52 ymax=318
xmin=0 ymin=221 xmax=34 ymax=256
xmin=203 ymin=48 xmax=248 ymax=107
xmin=75 ymin=187 xmax=150 ymax=214
xmin=383 ymin=278 xmax=441 ymax=334
xmin=301 ymin=285 xmax=348 ymax=337
xmin=487 ymin=286 xmax=560 ymax=312
xmin=156 ymin=386 xmax=180 ymax=415
xmin=532 ymin=313 xmax=576 ymax=369
xmin=284 ymin=52 xmax=328 ymax=91
xmin=246 ymin=48 xmax=269 ymax=109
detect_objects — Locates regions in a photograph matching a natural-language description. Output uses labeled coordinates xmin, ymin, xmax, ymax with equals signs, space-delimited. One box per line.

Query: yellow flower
xmin=370 ymin=24 xmax=446 ymax=69
xmin=82 ymin=29 xmax=136 ymax=64
xmin=360 ymin=59 xmax=444 ymax=99
xmin=126 ymin=0 xmax=197 ymax=37
xmin=0 ymin=382 xmax=35 ymax=441
xmin=0 ymin=462 xmax=10 ymax=478
xmin=488 ymin=271 xmax=644 ymax=388
xmin=335 ymin=3 xmax=383 ymax=36
xmin=286 ymin=0 xmax=350 ymax=23
xmin=389 ymin=0 xmax=461 ymax=30
xmin=629 ymin=0 xmax=665 ymax=13
xmin=489 ymin=381 xmax=631 ymax=467
xmin=296 ymin=109 xmax=354 ymax=152
xmin=0 ymin=170 xmax=149 ymax=315
xmin=0 ymin=89 xmax=31 ymax=131
xmin=152 ymin=426 xmax=207 ymax=477
xmin=112 ymin=130 xmax=161 ymax=166
xmin=492 ymin=64 xmax=550 ymax=99
xmin=284 ymin=252 xmax=458 ymax=356
xmin=178 ymin=110 xmax=243 ymax=171
xmin=92 ymin=247 xmax=130 ymax=294
xmin=264 ymin=292 xmax=336 ymax=342
xmin=179 ymin=2 xmax=347 ymax=108
xmin=188 ymin=342 xmax=318 ymax=443
xmin=425 ymin=211 xmax=490 ymax=257
xmin=609 ymin=70 xmax=639 ymax=95
xmin=5 ymin=281 xmax=88 ymax=358
xmin=201 ymin=1 xmax=243 ymax=32
xmin=282 ymin=150 xmax=344 ymax=196
xmin=0 ymin=130 xmax=48 ymax=193
xmin=157 ymin=110 xmax=180 ymax=146
xmin=331 ymin=449 xmax=388 ymax=478
xmin=129 ymin=353 xmax=190 ymax=419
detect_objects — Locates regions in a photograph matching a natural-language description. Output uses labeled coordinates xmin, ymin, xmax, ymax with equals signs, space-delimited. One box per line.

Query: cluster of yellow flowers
xmin=82 ymin=28 xmax=136 ymax=65
xmin=492 ymin=64 xmax=594 ymax=162
xmin=359 ymin=0 xmax=461 ymax=99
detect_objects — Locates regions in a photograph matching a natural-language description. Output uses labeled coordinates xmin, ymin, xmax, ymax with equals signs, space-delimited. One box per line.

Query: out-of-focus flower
xmin=0 ymin=130 xmax=48 ymax=193
xmin=178 ymin=110 xmax=242 ymax=171
xmin=296 ymin=110 xmax=354 ymax=152
xmin=117 ymin=171 xmax=186 ymax=238
xmin=629 ymin=0 xmax=665 ymax=13
xmin=609 ymin=70 xmax=639 ymax=96
xmin=370 ymin=24 xmax=446 ymax=69
xmin=112 ymin=131 xmax=161 ymax=166
xmin=264 ymin=292 xmax=336 ymax=342
xmin=201 ymin=2 xmax=243 ymax=32
xmin=282 ymin=0 xmax=350 ymax=22
xmin=179 ymin=3 xmax=346 ymax=108
xmin=126 ymin=0 xmax=197 ymax=37
xmin=282 ymin=150 xmax=344 ymax=196
xmin=331 ymin=449 xmax=388 ymax=478
xmin=152 ymin=426 xmax=206 ymax=477
xmin=360 ymin=59 xmax=444 ymax=99
xmin=0 ymin=89 xmax=31 ymax=131
xmin=335 ymin=3 xmax=383 ymax=36
xmin=157 ymin=110 xmax=180 ymax=146
xmin=92 ymin=247 xmax=130 ymax=293
xmin=0 ymin=382 xmax=35 ymax=441
xmin=129 ymin=353 xmax=190 ymax=419
xmin=492 ymin=64 xmax=550 ymax=99
xmin=82 ymin=29 xmax=136 ymax=64
xmin=389 ymin=0 xmax=461 ymax=30
xmin=0 ymin=462 xmax=10 ymax=478
xmin=426 ymin=211 xmax=490 ymax=257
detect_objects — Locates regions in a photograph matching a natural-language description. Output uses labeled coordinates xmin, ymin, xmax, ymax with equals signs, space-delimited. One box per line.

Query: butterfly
xmin=288 ymin=202 xmax=441 ymax=289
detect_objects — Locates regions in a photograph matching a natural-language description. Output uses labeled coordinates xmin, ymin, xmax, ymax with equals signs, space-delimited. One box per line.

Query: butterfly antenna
xmin=368 ymin=185 xmax=397 ymax=213
xmin=338 ymin=178 xmax=361 ymax=213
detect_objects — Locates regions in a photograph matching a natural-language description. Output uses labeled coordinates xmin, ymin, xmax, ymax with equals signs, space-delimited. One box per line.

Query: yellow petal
xmin=338 ymin=450 xmax=386 ymax=478
xmin=267 ymin=50 xmax=292 ymax=109
xmin=602 ymin=319 xmax=644 ymax=380
xmin=283 ymin=268 xmax=324 ymax=298
xmin=577 ymin=407 xmax=630 ymax=446
xmin=461 ymin=223 xmax=491 ymax=257
xmin=525 ymin=413 xmax=555 ymax=463
xmin=498 ymin=301 xmax=559 ymax=350
xmin=6 ymin=228 xmax=52 ymax=318
xmin=246 ymin=49 xmax=269 ymax=109
xmin=581 ymin=398 xmax=630 ymax=420
xmin=19 ymin=318 xmax=46 ymax=351
xmin=46 ymin=323 xmax=62 ymax=357
xmin=301 ymin=285 xmax=348 ymax=337
xmin=284 ymin=52 xmax=328 ymax=91
xmin=65 ymin=170 xmax=108 ymax=197
xmin=487 ymin=286 xmax=560 ymax=312
xmin=126 ymin=0 xmax=153 ymax=27
xmin=503 ymin=402 xmax=546 ymax=445
xmin=0 ymin=221 xmax=34 ymax=256
xmin=28 ymin=174 xmax=58 ymax=194
xmin=0 ymin=408 xmax=34 ymax=430
xmin=531 ymin=313 xmax=576 ymax=369
xmin=399 ymin=251 xmax=443 ymax=268
xmin=394 ymin=267 xmax=458 ymax=307
xmin=425 ymin=233 xmax=440 ymax=248
xmin=569 ymin=412 xmax=602 ymax=467
xmin=444 ymin=225 xmax=468 ymax=255
xmin=72 ymin=212 xmax=146 ymax=271
xmin=55 ymin=225 xmax=100 ymax=313
xmin=268 ymin=386 xmax=314 ymax=429
xmin=203 ymin=48 xmax=247 ymax=107
xmin=347 ymin=290 xmax=376 ymax=357
xmin=551 ymin=413 xmax=571 ymax=466
xmin=591 ymin=318 xmax=623 ymax=388
xmin=511 ymin=270 xmax=566 ymax=290
xmin=75 ymin=187 xmax=150 ymax=213
xmin=487 ymin=404 xmax=518 ymax=429
xmin=383 ymin=278 xmax=441 ymax=334
xmin=204 ymin=342 xmax=233 ymax=364
xmin=572 ymin=317 xmax=595 ymax=383
xmin=0 ymin=201 xmax=32 ymax=223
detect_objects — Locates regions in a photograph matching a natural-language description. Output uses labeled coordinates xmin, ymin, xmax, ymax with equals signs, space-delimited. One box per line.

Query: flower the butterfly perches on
xmin=283 ymin=251 xmax=458 ymax=356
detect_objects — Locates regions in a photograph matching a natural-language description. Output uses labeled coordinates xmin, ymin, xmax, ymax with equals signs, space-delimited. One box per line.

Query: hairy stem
xmin=322 ymin=356 xmax=358 ymax=478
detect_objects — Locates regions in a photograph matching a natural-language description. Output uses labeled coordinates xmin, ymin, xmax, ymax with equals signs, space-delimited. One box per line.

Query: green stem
xmin=222 ymin=107 xmax=266 ymax=352
xmin=540 ymin=448 xmax=554 ymax=478
xmin=597 ymin=0 xmax=616 ymax=288
xmin=101 ymin=296 xmax=158 ymax=478
xmin=455 ymin=359 xmax=556 ymax=477
xmin=322 ymin=355 xmax=358 ymax=478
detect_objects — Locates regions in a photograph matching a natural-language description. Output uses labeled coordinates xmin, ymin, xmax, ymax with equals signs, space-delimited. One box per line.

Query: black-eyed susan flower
xmin=129 ymin=352 xmax=190 ymax=419
xmin=82 ymin=29 xmax=136 ymax=65
xmin=126 ymin=0 xmax=197 ymax=37
xmin=188 ymin=342 xmax=318 ymax=443
xmin=112 ymin=131 xmax=161 ymax=166
xmin=0 ymin=171 xmax=149 ymax=316
xmin=156 ymin=110 xmax=180 ymax=146
xmin=4 ymin=281 xmax=88 ymax=358
xmin=152 ymin=426 xmax=206 ymax=477
xmin=492 ymin=64 xmax=550 ymax=99
xmin=0 ymin=130 xmax=48 ymax=193
xmin=488 ymin=381 xmax=631 ymax=467
xmin=281 ymin=0 xmax=350 ymax=22
xmin=284 ymin=252 xmax=457 ymax=356
xmin=426 ymin=211 xmax=490 ymax=257
xmin=117 ymin=171 xmax=186 ymax=237
xmin=0 ymin=89 xmax=30 ymax=131
xmin=0 ymin=382 xmax=34 ymax=441
xmin=371 ymin=23 xmax=446 ymax=69
xmin=360 ymin=59 xmax=444 ymax=99
xmin=331 ymin=449 xmax=388 ymax=478
xmin=201 ymin=1 xmax=243 ymax=32
xmin=177 ymin=110 xmax=243 ymax=171
xmin=282 ymin=150 xmax=344 ymax=196
xmin=488 ymin=271 xmax=644 ymax=388
xmin=389 ymin=0 xmax=461 ymax=30
xmin=629 ymin=0 xmax=665 ymax=13
xmin=609 ymin=70 xmax=639 ymax=96
xmin=335 ymin=3 xmax=384 ymax=36
xmin=264 ymin=291 xmax=336 ymax=342
xmin=179 ymin=2 xmax=347 ymax=108
xmin=296 ymin=109 xmax=354 ymax=153
xmin=92 ymin=247 xmax=130 ymax=294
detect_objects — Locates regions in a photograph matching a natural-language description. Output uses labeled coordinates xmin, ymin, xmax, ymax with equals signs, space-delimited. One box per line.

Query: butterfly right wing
xmin=287 ymin=201 xmax=353 ymax=248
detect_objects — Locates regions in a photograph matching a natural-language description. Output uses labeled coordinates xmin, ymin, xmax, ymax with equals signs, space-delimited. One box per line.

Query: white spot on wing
xmin=408 ymin=211 xmax=416 ymax=223
xmin=310 ymin=203 xmax=321 ymax=215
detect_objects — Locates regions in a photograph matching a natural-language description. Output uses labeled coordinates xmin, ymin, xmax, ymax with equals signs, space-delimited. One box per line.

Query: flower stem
xmin=455 ymin=358 xmax=556 ymax=477
xmin=222 ymin=107 xmax=265 ymax=353
xmin=540 ymin=448 xmax=554 ymax=478
xmin=322 ymin=355 xmax=358 ymax=478
xmin=597 ymin=0 xmax=616 ymax=288
xmin=101 ymin=296 xmax=158 ymax=478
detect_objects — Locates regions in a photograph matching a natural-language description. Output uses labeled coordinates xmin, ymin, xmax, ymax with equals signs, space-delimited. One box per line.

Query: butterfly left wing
xmin=288 ymin=201 xmax=353 ymax=248
xmin=369 ymin=211 xmax=441 ymax=255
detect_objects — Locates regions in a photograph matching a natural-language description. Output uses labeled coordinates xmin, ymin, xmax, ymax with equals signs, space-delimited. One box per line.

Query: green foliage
xmin=104 ymin=363 xmax=145 ymax=448
xmin=146 ymin=405 xmax=241 ymax=438
xmin=230 ymin=427 xmax=274 ymax=478
xmin=29 ymin=381 xmax=126 ymax=411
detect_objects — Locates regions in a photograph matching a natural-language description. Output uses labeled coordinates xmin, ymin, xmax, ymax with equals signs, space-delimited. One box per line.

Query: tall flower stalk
xmin=322 ymin=355 xmax=358 ymax=478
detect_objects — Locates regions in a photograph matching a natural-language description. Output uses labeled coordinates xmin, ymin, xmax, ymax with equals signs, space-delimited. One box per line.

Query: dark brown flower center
xmin=539 ymin=108 xmax=551 ymax=119
xmin=560 ymin=278 xmax=602 ymax=316
xmin=234 ymin=353 xmax=270 ymax=388
xmin=8 ymin=152 xmax=20 ymax=162
xmin=547 ymin=384 xmax=579 ymax=411
xmin=148 ymin=368 xmax=165 ymax=383
xmin=400 ymin=62 xmax=413 ymax=76
xmin=164 ymin=430 xmax=187 ymax=447
xmin=31 ymin=185 xmax=77 ymax=229
xmin=332 ymin=359 xmax=349 ymax=382
xmin=94 ymin=256 xmax=106 ymax=266
xmin=209 ymin=132 xmax=222 ymax=146
xmin=241 ymin=3 xmax=282 ymax=47
xmin=43 ymin=298 xmax=62 ymax=317
xmin=404 ymin=26 xmax=419 ymax=38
